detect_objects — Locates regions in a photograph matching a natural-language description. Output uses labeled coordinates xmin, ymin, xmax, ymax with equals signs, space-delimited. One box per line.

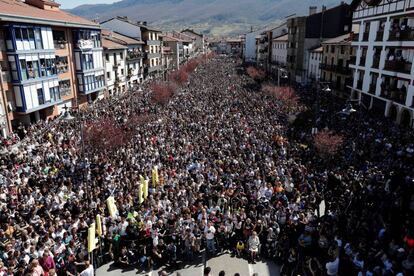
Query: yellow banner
xmin=96 ymin=215 xmax=102 ymax=236
xmin=106 ymin=196 xmax=118 ymax=218
xmin=138 ymin=182 xmax=144 ymax=204
xmin=152 ymin=166 xmax=159 ymax=186
xmin=88 ymin=223 xmax=96 ymax=252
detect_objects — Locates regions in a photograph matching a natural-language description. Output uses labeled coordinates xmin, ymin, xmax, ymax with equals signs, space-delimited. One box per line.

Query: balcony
xmin=336 ymin=66 xmax=351 ymax=75
xmin=381 ymin=87 xmax=407 ymax=104
xmin=126 ymin=51 xmax=143 ymax=61
xmin=369 ymin=84 xmax=377 ymax=95
xmin=372 ymin=56 xmax=380 ymax=69
xmin=352 ymin=33 xmax=360 ymax=41
xmin=54 ymin=40 xmax=67 ymax=50
xmin=362 ymin=32 xmax=369 ymax=41
xmin=376 ymin=31 xmax=384 ymax=42
xmin=388 ymin=28 xmax=414 ymax=41
xmin=359 ymin=57 xmax=366 ymax=66
xmin=384 ymin=60 xmax=412 ymax=74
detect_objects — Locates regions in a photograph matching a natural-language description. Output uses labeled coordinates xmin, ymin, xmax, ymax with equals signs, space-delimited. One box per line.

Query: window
xmin=82 ymin=54 xmax=94 ymax=70
xmin=40 ymin=58 xmax=57 ymax=77
xmin=120 ymin=52 xmax=123 ymax=59
xmin=59 ymin=80 xmax=71 ymax=97
xmin=49 ymin=86 xmax=61 ymax=102
xmin=106 ymin=54 xmax=109 ymax=62
xmin=37 ymin=88 xmax=44 ymax=105
xmin=55 ymin=56 xmax=68 ymax=74
xmin=107 ymin=72 xmax=110 ymax=79
xmin=121 ymin=69 xmax=124 ymax=75
xmin=34 ymin=29 xmax=43 ymax=49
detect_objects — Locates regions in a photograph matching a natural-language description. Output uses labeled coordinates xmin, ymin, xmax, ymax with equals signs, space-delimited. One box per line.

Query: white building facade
xmin=349 ymin=0 xmax=414 ymax=127
xmin=308 ymin=46 xmax=322 ymax=81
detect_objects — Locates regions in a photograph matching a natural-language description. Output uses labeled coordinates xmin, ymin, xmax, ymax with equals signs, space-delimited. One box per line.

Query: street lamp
xmin=338 ymin=103 xmax=357 ymax=116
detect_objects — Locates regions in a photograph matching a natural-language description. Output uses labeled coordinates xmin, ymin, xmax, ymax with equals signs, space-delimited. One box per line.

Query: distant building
xmin=102 ymin=32 xmax=128 ymax=96
xmin=0 ymin=0 xmax=105 ymax=135
xmin=181 ymin=29 xmax=205 ymax=54
xmin=308 ymin=46 xmax=322 ymax=82
xmin=320 ymin=33 xmax=353 ymax=93
xmin=287 ymin=3 xmax=352 ymax=84
xmin=101 ymin=17 xmax=162 ymax=80
xmin=271 ymin=34 xmax=288 ymax=76
xmin=244 ymin=30 xmax=262 ymax=63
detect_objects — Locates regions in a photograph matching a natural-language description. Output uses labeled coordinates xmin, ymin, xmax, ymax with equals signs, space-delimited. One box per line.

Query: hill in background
xmin=69 ymin=0 xmax=351 ymax=36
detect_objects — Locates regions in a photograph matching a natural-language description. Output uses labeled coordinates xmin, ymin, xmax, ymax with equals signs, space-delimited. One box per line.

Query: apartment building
xmin=349 ymin=0 xmax=414 ymax=127
xmin=101 ymin=17 xmax=162 ymax=80
xmin=181 ymin=29 xmax=205 ymax=54
xmin=257 ymin=31 xmax=272 ymax=72
xmin=320 ymin=33 xmax=353 ymax=92
xmin=308 ymin=46 xmax=323 ymax=81
xmin=271 ymin=34 xmax=288 ymax=75
xmin=0 ymin=0 xmax=104 ymax=135
xmin=287 ymin=4 xmax=352 ymax=84
xmin=102 ymin=30 xmax=144 ymax=89
xmin=162 ymin=34 xmax=185 ymax=70
xmin=102 ymin=35 xmax=127 ymax=95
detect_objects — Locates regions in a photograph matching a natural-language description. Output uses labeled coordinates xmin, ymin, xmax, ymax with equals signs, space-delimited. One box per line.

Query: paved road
xmin=96 ymin=253 xmax=280 ymax=276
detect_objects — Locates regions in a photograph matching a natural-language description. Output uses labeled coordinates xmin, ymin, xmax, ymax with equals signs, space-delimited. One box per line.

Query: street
xmin=96 ymin=253 xmax=280 ymax=276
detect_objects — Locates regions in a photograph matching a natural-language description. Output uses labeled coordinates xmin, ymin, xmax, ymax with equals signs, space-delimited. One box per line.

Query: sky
xmin=59 ymin=0 xmax=115 ymax=9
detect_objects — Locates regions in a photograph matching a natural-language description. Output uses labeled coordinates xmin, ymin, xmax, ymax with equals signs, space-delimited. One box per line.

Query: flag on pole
xmin=88 ymin=223 xmax=96 ymax=252
xmin=96 ymin=215 xmax=102 ymax=237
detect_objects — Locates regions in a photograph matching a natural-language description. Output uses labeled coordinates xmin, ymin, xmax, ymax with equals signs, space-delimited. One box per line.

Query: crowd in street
xmin=0 ymin=55 xmax=413 ymax=276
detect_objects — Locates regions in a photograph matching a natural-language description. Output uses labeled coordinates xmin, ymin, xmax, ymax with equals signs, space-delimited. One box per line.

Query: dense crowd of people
xmin=0 ymin=55 xmax=413 ymax=276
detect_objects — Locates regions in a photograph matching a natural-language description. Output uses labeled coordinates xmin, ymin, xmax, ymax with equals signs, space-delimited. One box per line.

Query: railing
xmin=372 ymin=57 xmax=380 ymax=69
xmin=352 ymin=33 xmax=360 ymax=41
xmin=388 ymin=28 xmax=414 ymax=41
xmin=384 ymin=60 xmax=412 ymax=74
xmin=336 ymin=66 xmax=351 ymax=75
xmin=53 ymin=40 xmax=67 ymax=50
xmin=359 ymin=57 xmax=366 ymax=66
xmin=376 ymin=31 xmax=384 ymax=41
xmin=126 ymin=52 xmax=144 ymax=61
xmin=369 ymin=84 xmax=376 ymax=94
xmin=56 ymin=63 xmax=68 ymax=74
xmin=381 ymin=88 xmax=407 ymax=104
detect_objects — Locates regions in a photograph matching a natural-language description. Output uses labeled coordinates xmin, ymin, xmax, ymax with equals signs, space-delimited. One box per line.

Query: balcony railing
xmin=381 ymin=88 xmax=407 ymax=104
xmin=372 ymin=56 xmax=380 ymax=69
xmin=369 ymin=84 xmax=376 ymax=94
xmin=376 ymin=31 xmax=384 ymax=41
xmin=359 ymin=57 xmax=366 ymax=66
xmin=126 ymin=52 xmax=144 ymax=61
xmin=384 ymin=60 xmax=412 ymax=74
xmin=388 ymin=28 xmax=414 ymax=41
xmin=352 ymin=33 xmax=360 ymax=41
xmin=53 ymin=40 xmax=67 ymax=50
xmin=56 ymin=63 xmax=68 ymax=74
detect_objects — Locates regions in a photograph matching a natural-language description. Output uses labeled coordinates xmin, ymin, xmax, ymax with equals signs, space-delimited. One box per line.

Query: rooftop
xmin=102 ymin=36 xmax=127 ymax=50
xmin=272 ymin=34 xmax=288 ymax=42
xmin=0 ymin=0 xmax=99 ymax=28
xmin=322 ymin=33 xmax=352 ymax=45
xmin=101 ymin=16 xmax=161 ymax=33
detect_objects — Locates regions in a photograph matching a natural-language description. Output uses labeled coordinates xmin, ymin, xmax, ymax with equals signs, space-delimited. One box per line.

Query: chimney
xmin=25 ymin=0 xmax=60 ymax=10
xmin=309 ymin=6 xmax=317 ymax=15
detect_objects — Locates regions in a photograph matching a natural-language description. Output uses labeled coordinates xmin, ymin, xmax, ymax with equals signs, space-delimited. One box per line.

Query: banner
xmin=106 ymin=196 xmax=118 ymax=218
xmin=143 ymin=179 xmax=149 ymax=199
xmin=88 ymin=223 xmax=96 ymax=252
xmin=96 ymin=215 xmax=102 ymax=237
xmin=152 ymin=166 xmax=159 ymax=186
xmin=138 ymin=182 xmax=144 ymax=204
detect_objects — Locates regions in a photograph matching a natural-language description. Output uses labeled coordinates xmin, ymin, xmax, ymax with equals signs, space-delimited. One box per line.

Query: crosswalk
xmin=97 ymin=253 xmax=280 ymax=276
